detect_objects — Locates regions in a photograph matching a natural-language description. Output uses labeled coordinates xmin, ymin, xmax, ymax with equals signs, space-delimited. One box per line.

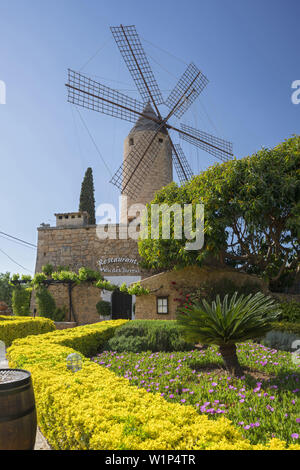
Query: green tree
xmin=12 ymin=286 xmax=32 ymax=315
xmin=176 ymin=292 xmax=281 ymax=376
xmin=139 ymin=136 xmax=300 ymax=287
xmin=0 ymin=272 xmax=13 ymax=307
xmin=79 ymin=167 xmax=96 ymax=225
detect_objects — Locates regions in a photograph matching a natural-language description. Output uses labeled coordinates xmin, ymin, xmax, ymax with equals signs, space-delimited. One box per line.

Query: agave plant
xmin=176 ymin=292 xmax=281 ymax=376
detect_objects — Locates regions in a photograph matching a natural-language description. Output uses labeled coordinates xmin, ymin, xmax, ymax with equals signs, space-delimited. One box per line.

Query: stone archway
xmin=111 ymin=290 xmax=132 ymax=320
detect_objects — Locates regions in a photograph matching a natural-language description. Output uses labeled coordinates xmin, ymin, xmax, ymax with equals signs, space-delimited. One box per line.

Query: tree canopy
xmin=138 ymin=135 xmax=300 ymax=288
xmin=79 ymin=167 xmax=96 ymax=225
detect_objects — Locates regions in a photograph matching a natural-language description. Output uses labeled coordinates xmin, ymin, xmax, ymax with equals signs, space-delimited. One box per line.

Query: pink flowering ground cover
xmin=92 ymin=341 xmax=300 ymax=446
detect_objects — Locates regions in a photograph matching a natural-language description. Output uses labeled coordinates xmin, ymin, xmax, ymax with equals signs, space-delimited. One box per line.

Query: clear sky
xmin=0 ymin=0 xmax=299 ymax=275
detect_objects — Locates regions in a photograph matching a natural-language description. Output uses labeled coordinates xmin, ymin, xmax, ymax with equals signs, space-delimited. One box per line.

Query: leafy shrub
xmin=0 ymin=316 xmax=55 ymax=346
xmin=106 ymin=320 xmax=193 ymax=352
xmin=36 ymin=287 xmax=56 ymax=318
xmin=0 ymin=272 xmax=13 ymax=307
xmin=36 ymin=287 xmax=67 ymax=322
xmin=42 ymin=264 xmax=54 ymax=276
xmin=12 ymin=286 xmax=32 ymax=316
xmin=278 ymin=301 xmax=300 ymax=323
xmin=262 ymin=330 xmax=299 ymax=352
xmin=52 ymin=306 xmax=67 ymax=322
xmin=269 ymin=321 xmax=300 ymax=335
xmin=96 ymin=300 xmax=111 ymax=317
xmin=108 ymin=334 xmax=149 ymax=353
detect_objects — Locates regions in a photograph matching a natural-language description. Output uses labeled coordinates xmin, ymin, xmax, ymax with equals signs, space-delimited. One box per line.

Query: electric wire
xmin=75 ymin=107 xmax=113 ymax=178
xmin=0 ymin=247 xmax=34 ymax=273
xmin=0 ymin=231 xmax=37 ymax=248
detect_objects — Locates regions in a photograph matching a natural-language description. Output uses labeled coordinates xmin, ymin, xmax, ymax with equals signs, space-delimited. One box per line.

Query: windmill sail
xmin=66 ymin=69 xmax=145 ymax=124
xmin=111 ymin=25 xmax=164 ymax=108
xmin=180 ymin=123 xmax=233 ymax=162
xmin=172 ymin=144 xmax=194 ymax=183
xmin=165 ymin=63 xmax=208 ymax=119
xmin=110 ymin=130 xmax=163 ymax=198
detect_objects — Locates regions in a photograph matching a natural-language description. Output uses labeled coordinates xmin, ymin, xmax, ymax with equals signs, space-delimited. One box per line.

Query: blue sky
xmin=0 ymin=0 xmax=299 ymax=275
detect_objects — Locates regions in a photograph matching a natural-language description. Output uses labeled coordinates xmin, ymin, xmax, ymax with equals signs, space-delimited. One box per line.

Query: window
xmin=159 ymin=138 xmax=163 ymax=143
xmin=157 ymin=297 xmax=168 ymax=314
xmin=129 ymin=138 xmax=134 ymax=146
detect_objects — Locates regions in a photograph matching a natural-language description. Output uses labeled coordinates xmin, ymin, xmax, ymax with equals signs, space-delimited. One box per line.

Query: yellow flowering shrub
xmin=0 ymin=315 xmax=55 ymax=346
xmin=7 ymin=321 xmax=300 ymax=450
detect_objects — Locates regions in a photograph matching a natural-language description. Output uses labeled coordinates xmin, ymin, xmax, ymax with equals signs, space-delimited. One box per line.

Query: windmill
xmin=66 ymin=24 xmax=233 ymax=200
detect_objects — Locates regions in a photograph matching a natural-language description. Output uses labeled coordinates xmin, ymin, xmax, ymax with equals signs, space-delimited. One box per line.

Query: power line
xmin=0 ymin=247 xmax=34 ymax=273
xmin=0 ymin=234 xmax=36 ymax=250
xmin=75 ymin=107 xmax=113 ymax=177
xmin=79 ymin=36 xmax=112 ymax=72
xmin=0 ymin=231 xmax=37 ymax=248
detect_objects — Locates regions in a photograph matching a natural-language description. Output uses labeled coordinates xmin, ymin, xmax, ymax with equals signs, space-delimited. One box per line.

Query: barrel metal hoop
xmin=0 ymin=383 xmax=31 ymax=396
xmin=0 ymin=405 xmax=36 ymax=423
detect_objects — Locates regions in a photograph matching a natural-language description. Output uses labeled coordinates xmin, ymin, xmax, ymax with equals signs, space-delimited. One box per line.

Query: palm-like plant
xmin=176 ymin=292 xmax=281 ymax=376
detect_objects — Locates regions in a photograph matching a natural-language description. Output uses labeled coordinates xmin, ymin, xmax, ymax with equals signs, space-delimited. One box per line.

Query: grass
xmin=92 ymin=341 xmax=300 ymax=445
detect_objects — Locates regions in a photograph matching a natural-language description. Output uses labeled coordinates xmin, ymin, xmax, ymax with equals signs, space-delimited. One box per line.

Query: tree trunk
xmin=219 ymin=344 xmax=244 ymax=377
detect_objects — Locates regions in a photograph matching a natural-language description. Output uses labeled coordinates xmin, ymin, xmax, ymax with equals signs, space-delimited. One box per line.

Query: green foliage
xmin=36 ymin=287 xmax=56 ymax=318
xmin=262 ymin=330 xmax=299 ymax=352
xmin=270 ymin=321 xmax=300 ymax=335
xmin=176 ymin=292 xmax=281 ymax=346
xmin=139 ymin=135 xmax=300 ymax=284
xmin=42 ymin=264 xmax=54 ymax=276
xmin=11 ymin=286 xmax=32 ymax=316
xmin=96 ymin=300 xmax=111 ymax=317
xmin=106 ymin=320 xmax=193 ymax=353
xmin=0 ymin=316 xmax=55 ymax=347
xmin=78 ymin=267 xmax=103 ymax=282
xmin=278 ymin=300 xmax=300 ymax=323
xmin=36 ymin=287 xmax=68 ymax=322
xmin=52 ymin=306 xmax=67 ymax=322
xmin=79 ymin=167 xmax=96 ymax=225
xmin=0 ymin=272 xmax=13 ymax=307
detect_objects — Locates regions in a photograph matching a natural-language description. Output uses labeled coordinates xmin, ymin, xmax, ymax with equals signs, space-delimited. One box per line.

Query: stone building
xmin=33 ymin=104 xmax=172 ymax=324
xmin=134 ymin=265 xmax=268 ymax=320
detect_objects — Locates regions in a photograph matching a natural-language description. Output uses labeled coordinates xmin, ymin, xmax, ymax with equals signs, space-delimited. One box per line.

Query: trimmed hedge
xmin=7 ymin=321 xmax=299 ymax=450
xmin=270 ymin=321 xmax=300 ymax=335
xmin=107 ymin=320 xmax=193 ymax=352
xmin=0 ymin=316 xmax=55 ymax=347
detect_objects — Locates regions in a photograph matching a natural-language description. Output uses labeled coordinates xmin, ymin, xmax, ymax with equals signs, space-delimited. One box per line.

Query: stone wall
xmin=32 ymin=223 xmax=153 ymax=324
xmin=135 ymin=265 xmax=268 ymax=320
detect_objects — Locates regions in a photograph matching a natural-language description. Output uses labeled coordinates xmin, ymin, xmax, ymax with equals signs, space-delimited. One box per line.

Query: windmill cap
xmin=129 ymin=102 xmax=167 ymax=135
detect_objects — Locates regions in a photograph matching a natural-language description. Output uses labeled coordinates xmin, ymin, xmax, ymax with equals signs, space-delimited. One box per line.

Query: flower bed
xmin=93 ymin=342 xmax=300 ymax=446
xmin=0 ymin=315 xmax=55 ymax=347
xmin=6 ymin=321 xmax=300 ymax=450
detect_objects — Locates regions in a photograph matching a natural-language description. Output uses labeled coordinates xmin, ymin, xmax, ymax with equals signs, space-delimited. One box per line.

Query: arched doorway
xmin=111 ymin=290 xmax=132 ymax=320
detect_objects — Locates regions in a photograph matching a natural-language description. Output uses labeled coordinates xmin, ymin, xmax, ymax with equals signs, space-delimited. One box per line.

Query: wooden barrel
xmin=0 ymin=369 xmax=37 ymax=450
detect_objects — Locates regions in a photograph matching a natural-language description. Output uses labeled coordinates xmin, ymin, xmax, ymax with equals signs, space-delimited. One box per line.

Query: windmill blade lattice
xmin=165 ymin=63 xmax=208 ymax=119
xmin=111 ymin=25 xmax=164 ymax=108
xmin=180 ymin=123 xmax=233 ymax=162
xmin=172 ymin=143 xmax=194 ymax=183
xmin=66 ymin=69 xmax=145 ymax=124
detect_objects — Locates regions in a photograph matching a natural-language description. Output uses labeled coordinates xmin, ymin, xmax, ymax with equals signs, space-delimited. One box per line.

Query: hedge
xmin=0 ymin=316 xmax=56 ymax=347
xmin=7 ymin=321 xmax=299 ymax=450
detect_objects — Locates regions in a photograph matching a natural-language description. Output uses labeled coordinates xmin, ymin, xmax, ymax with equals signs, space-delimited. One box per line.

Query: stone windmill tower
xmin=66 ymin=25 xmax=233 ymax=223
xmin=121 ymin=103 xmax=172 ymax=223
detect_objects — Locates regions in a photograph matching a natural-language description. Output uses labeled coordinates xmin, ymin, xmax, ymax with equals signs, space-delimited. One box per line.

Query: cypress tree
xmin=79 ymin=167 xmax=96 ymax=225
